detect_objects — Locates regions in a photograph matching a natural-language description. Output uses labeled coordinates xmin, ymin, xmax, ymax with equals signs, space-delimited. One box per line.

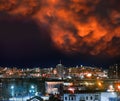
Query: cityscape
xmin=0 ymin=0 xmax=120 ymax=101
xmin=0 ymin=63 xmax=120 ymax=101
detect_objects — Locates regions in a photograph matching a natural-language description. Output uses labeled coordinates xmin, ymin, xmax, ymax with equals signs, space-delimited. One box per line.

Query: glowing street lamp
xmin=11 ymin=85 xmax=14 ymax=90
xmin=98 ymin=82 xmax=102 ymax=87
xmin=31 ymin=85 xmax=35 ymax=89
xmin=11 ymin=85 xmax=15 ymax=100
xmin=29 ymin=85 xmax=36 ymax=97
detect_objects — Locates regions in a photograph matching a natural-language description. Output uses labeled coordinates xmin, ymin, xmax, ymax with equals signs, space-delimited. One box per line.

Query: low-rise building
xmin=63 ymin=90 xmax=118 ymax=101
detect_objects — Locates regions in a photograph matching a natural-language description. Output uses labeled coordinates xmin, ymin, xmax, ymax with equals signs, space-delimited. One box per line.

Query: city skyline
xmin=0 ymin=0 xmax=120 ymax=68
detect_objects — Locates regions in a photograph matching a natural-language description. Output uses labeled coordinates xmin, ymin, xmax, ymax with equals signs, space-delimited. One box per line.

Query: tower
xmin=56 ymin=60 xmax=65 ymax=78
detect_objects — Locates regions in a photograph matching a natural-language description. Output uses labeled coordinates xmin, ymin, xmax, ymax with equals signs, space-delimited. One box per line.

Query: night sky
xmin=0 ymin=0 xmax=120 ymax=68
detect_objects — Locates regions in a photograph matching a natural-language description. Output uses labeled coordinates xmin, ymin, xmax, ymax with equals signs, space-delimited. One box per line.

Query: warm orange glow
xmin=0 ymin=0 xmax=120 ymax=57
xmin=117 ymin=85 xmax=120 ymax=90
xmin=98 ymin=82 xmax=102 ymax=87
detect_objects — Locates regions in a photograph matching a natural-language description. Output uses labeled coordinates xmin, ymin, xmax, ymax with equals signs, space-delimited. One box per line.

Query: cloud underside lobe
xmin=0 ymin=0 xmax=120 ymax=57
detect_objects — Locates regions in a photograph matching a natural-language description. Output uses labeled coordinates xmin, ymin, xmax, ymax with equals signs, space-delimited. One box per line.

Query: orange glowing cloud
xmin=0 ymin=0 xmax=120 ymax=57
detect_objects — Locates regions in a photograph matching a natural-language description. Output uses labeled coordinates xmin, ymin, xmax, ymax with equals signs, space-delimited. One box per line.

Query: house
xmin=64 ymin=92 xmax=100 ymax=101
xmin=63 ymin=90 xmax=118 ymax=101
xmin=27 ymin=96 xmax=43 ymax=101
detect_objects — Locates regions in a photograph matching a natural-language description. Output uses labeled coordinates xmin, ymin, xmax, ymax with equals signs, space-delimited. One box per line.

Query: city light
xmin=107 ymin=85 xmax=115 ymax=92
xmin=0 ymin=63 xmax=120 ymax=100
xmin=29 ymin=85 xmax=37 ymax=96
xmin=85 ymin=82 xmax=89 ymax=86
xmin=86 ymin=73 xmax=92 ymax=78
xmin=68 ymin=87 xmax=75 ymax=94
xmin=31 ymin=85 xmax=35 ymax=89
xmin=10 ymin=85 xmax=15 ymax=97
xmin=11 ymin=85 xmax=14 ymax=89
xmin=117 ymin=85 xmax=120 ymax=91
xmin=98 ymin=82 xmax=102 ymax=87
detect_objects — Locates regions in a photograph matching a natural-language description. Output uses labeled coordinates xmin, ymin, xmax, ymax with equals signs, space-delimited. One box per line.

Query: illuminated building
xmin=56 ymin=63 xmax=65 ymax=78
xmin=64 ymin=91 xmax=118 ymax=101
xmin=45 ymin=81 xmax=63 ymax=94
xmin=108 ymin=64 xmax=120 ymax=79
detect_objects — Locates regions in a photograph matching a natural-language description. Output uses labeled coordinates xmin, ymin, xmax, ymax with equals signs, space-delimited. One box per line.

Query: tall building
xmin=56 ymin=62 xmax=65 ymax=78
xmin=108 ymin=64 xmax=120 ymax=79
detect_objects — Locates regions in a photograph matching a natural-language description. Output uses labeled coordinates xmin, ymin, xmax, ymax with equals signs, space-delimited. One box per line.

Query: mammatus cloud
xmin=0 ymin=0 xmax=120 ymax=57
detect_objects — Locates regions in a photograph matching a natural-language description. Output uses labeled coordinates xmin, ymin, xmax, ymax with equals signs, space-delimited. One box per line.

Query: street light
xmin=11 ymin=86 xmax=14 ymax=89
xmin=11 ymin=85 xmax=15 ymax=101
xmin=31 ymin=85 xmax=35 ymax=89
xmin=29 ymin=85 xmax=36 ymax=98
xmin=98 ymin=82 xmax=102 ymax=87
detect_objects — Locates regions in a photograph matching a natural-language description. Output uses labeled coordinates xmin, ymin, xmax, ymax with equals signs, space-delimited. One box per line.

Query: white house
xmin=101 ymin=92 xmax=118 ymax=101
xmin=64 ymin=93 xmax=100 ymax=101
xmin=64 ymin=91 xmax=118 ymax=101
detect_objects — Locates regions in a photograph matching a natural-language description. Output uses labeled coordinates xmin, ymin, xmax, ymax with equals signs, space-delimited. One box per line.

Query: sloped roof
xmin=27 ymin=96 xmax=43 ymax=101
